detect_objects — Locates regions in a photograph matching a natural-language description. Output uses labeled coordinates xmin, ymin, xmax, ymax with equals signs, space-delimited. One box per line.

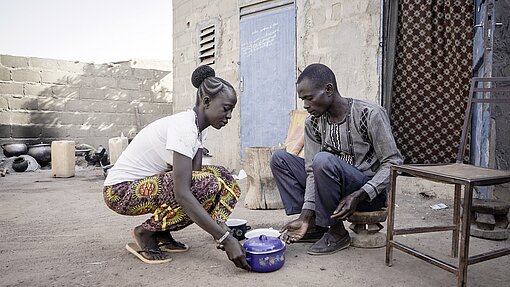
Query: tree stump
xmin=244 ymin=146 xmax=284 ymax=210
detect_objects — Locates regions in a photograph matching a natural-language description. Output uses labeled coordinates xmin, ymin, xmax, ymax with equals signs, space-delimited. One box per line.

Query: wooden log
xmin=243 ymin=146 xmax=284 ymax=210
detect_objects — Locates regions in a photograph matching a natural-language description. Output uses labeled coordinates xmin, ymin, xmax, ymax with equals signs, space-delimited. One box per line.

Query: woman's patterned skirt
xmin=103 ymin=165 xmax=240 ymax=232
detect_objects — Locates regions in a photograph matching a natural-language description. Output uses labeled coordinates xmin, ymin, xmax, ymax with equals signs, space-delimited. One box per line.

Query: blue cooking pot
xmin=243 ymin=235 xmax=286 ymax=273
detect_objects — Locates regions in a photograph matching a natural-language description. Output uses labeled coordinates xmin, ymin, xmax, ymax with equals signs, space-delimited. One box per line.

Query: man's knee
xmin=270 ymin=149 xmax=290 ymax=169
xmin=311 ymin=151 xmax=337 ymax=172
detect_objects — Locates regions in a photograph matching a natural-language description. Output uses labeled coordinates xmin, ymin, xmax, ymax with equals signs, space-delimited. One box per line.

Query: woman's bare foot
xmin=133 ymin=225 xmax=169 ymax=260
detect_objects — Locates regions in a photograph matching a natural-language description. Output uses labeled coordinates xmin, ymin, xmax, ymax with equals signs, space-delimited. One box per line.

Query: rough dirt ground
xmin=0 ymin=167 xmax=509 ymax=287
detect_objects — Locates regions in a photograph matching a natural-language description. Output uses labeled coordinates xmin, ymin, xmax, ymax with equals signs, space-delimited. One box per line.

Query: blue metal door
xmin=240 ymin=3 xmax=296 ymax=157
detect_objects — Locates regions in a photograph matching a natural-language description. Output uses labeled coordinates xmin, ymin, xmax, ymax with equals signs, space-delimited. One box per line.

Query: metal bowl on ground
xmin=27 ymin=143 xmax=51 ymax=165
xmin=244 ymin=228 xmax=281 ymax=240
xmin=1 ymin=143 xmax=28 ymax=157
xmin=243 ymin=235 xmax=286 ymax=272
xmin=12 ymin=157 xmax=29 ymax=172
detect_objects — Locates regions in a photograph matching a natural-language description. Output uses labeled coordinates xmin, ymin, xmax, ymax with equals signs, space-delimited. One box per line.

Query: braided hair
xmin=191 ymin=65 xmax=235 ymax=106
xmin=297 ymin=63 xmax=338 ymax=91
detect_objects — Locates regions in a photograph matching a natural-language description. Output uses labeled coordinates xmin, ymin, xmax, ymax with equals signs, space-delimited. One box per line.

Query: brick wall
xmin=0 ymin=55 xmax=172 ymax=148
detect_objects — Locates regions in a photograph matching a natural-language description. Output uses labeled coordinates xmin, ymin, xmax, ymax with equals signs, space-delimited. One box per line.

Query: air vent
xmin=199 ymin=24 xmax=215 ymax=65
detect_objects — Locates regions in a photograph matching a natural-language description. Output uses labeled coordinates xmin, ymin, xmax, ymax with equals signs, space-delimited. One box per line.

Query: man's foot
xmin=295 ymin=226 xmax=328 ymax=243
xmin=131 ymin=225 xmax=171 ymax=261
xmin=306 ymin=231 xmax=351 ymax=255
xmin=155 ymin=231 xmax=189 ymax=253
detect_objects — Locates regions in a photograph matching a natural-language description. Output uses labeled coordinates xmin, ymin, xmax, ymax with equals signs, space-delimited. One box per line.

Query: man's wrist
xmin=354 ymin=189 xmax=368 ymax=201
xmin=299 ymin=209 xmax=315 ymax=222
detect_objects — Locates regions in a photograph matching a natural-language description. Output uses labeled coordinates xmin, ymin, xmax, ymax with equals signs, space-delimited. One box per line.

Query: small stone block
xmin=495 ymin=215 xmax=509 ymax=229
xmin=367 ymin=223 xmax=384 ymax=233
xmin=475 ymin=213 xmax=495 ymax=225
xmin=349 ymin=223 xmax=366 ymax=234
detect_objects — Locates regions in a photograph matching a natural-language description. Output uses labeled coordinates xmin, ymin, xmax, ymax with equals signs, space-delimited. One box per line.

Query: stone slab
xmin=350 ymin=231 xmax=386 ymax=248
xmin=471 ymin=198 xmax=510 ymax=215
xmin=470 ymin=224 xmax=509 ymax=240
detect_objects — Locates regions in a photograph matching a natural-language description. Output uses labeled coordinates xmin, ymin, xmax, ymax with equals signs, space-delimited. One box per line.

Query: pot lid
xmin=29 ymin=143 xmax=50 ymax=147
xmin=243 ymin=235 xmax=285 ymax=254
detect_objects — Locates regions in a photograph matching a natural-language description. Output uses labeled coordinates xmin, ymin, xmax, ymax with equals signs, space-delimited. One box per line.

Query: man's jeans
xmin=270 ymin=150 xmax=386 ymax=227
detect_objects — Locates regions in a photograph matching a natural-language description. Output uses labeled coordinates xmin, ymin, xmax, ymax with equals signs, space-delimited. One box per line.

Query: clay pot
xmin=27 ymin=143 xmax=52 ymax=165
xmin=1 ymin=143 xmax=28 ymax=157
xmin=12 ymin=157 xmax=29 ymax=172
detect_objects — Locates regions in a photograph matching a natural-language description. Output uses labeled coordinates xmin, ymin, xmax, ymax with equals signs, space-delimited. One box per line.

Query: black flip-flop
xmin=158 ymin=240 xmax=189 ymax=253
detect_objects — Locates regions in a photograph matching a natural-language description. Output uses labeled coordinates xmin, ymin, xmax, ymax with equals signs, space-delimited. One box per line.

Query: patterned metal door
xmin=239 ymin=3 xmax=296 ymax=157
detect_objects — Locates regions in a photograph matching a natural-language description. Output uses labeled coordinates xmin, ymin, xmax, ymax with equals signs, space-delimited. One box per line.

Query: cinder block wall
xmin=172 ymin=0 xmax=381 ymax=169
xmin=0 ymin=55 xmax=173 ymax=148
xmin=173 ymin=0 xmax=241 ymax=169
xmin=297 ymin=0 xmax=381 ymax=104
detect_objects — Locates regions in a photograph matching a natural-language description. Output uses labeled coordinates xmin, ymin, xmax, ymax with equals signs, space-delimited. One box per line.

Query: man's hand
xmin=222 ymin=235 xmax=251 ymax=271
xmin=280 ymin=209 xmax=314 ymax=244
xmin=331 ymin=189 xmax=368 ymax=220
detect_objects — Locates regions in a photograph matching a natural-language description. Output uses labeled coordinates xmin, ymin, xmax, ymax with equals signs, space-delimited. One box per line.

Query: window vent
xmin=199 ymin=25 xmax=215 ymax=65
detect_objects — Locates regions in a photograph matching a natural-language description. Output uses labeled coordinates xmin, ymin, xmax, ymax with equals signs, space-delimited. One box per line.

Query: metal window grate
xmin=199 ymin=24 xmax=215 ymax=65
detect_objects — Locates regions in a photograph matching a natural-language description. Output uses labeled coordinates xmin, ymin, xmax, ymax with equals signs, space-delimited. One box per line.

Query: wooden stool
xmin=347 ymin=209 xmax=388 ymax=248
xmin=243 ymin=146 xmax=284 ymax=210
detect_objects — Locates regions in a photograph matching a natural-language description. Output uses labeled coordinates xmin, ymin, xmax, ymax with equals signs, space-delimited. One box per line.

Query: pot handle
xmin=246 ymin=225 xmax=251 ymax=231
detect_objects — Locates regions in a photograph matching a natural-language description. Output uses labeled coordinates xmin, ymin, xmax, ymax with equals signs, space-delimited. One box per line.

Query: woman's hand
xmin=173 ymin=152 xmax=249 ymax=270
xmin=222 ymin=235 xmax=251 ymax=270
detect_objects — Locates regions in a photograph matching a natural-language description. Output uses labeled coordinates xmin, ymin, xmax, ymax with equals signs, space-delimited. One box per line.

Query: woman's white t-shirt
xmin=104 ymin=109 xmax=208 ymax=186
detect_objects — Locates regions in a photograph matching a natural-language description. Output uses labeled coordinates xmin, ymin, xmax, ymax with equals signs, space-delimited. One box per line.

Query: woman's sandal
xmin=125 ymin=243 xmax=172 ymax=264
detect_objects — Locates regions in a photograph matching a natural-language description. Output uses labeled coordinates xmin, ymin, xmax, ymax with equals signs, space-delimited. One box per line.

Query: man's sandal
xmin=125 ymin=243 xmax=172 ymax=264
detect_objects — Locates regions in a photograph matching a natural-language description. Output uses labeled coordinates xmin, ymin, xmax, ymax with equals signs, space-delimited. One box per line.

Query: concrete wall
xmin=173 ymin=0 xmax=381 ymax=169
xmin=492 ymin=0 xmax=510 ymax=201
xmin=173 ymin=0 xmax=241 ymax=169
xmin=0 ymin=55 xmax=172 ymax=148
xmin=297 ymin=0 xmax=381 ymax=104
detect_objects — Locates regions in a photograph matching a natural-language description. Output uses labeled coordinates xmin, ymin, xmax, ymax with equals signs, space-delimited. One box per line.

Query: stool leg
xmin=385 ymin=168 xmax=397 ymax=266
xmin=452 ymin=184 xmax=461 ymax=258
xmin=458 ymin=183 xmax=474 ymax=287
